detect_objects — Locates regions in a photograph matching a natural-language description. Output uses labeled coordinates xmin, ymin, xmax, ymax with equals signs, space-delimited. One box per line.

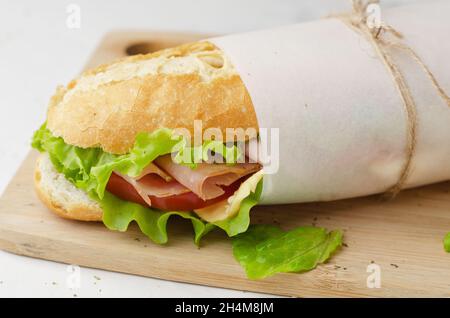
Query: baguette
xmin=46 ymin=41 xmax=258 ymax=154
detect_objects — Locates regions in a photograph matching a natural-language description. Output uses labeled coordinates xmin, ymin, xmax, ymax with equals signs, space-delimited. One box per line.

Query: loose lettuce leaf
xmin=32 ymin=124 xmax=260 ymax=244
xmin=99 ymin=192 xmax=215 ymax=245
xmin=444 ymin=232 xmax=450 ymax=253
xmin=232 ymin=225 xmax=343 ymax=279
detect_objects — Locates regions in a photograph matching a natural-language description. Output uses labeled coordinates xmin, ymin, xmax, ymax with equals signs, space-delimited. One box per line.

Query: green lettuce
xmin=232 ymin=225 xmax=343 ymax=279
xmin=173 ymin=139 xmax=243 ymax=169
xmin=213 ymin=180 xmax=262 ymax=237
xmin=100 ymin=192 xmax=215 ymax=245
xmin=33 ymin=124 xmax=185 ymax=199
xmin=32 ymin=124 xmax=259 ymax=245
xmin=32 ymin=124 xmax=242 ymax=199
xmin=444 ymin=232 xmax=450 ymax=253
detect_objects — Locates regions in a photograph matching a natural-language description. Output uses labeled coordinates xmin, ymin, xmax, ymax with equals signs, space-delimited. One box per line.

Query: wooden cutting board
xmin=1 ymin=31 xmax=450 ymax=298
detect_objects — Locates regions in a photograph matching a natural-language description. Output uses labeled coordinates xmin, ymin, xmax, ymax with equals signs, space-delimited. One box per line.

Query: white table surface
xmin=0 ymin=0 xmax=416 ymax=298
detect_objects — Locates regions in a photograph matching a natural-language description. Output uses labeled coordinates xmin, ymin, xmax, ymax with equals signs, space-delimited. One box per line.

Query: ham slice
xmin=134 ymin=162 xmax=173 ymax=181
xmin=115 ymin=163 xmax=190 ymax=206
xmin=154 ymin=154 xmax=261 ymax=200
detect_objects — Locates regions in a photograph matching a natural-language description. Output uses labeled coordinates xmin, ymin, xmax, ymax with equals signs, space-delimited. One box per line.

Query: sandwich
xmin=32 ymin=41 xmax=265 ymax=243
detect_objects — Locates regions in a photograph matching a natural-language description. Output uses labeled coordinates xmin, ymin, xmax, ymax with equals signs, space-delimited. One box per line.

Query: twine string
xmin=334 ymin=0 xmax=450 ymax=198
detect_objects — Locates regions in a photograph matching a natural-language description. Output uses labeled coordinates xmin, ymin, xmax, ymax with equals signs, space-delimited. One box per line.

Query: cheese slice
xmin=194 ymin=170 xmax=264 ymax=222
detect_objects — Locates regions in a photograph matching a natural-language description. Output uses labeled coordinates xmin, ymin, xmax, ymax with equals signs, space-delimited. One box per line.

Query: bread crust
xmin=46 ymin=41 xmax=258 ymax=154
xmin=34 ymin=154 xmax=103 ymax=221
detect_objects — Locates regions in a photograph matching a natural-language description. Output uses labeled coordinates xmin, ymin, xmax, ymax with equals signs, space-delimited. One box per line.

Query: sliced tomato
xmin=106 ymin=173 xmax=242 ymax=211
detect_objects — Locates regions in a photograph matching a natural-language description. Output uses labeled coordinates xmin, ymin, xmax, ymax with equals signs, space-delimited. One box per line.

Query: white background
xmin=0 ymin=0 xmax=417 ymax=298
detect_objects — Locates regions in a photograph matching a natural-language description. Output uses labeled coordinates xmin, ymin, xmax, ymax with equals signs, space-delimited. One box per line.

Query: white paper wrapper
xmin=210 ymin=1 xmax=450 ymax=205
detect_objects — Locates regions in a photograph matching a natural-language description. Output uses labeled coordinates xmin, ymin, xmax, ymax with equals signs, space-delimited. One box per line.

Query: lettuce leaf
xmin=172 ymin=139 xmax=243 ymax=169
xmin=232 ymin=225 xmax=343 ymax=279
xmin=32 ymin=124 xmax=261 ymax=245
xmin=32 ymin=124 xmax=244 ymax=199
xmin=213 ymin=180 xmax=262 ymax=236
xmin=99 ymin=192 xmax=215 ymax=245
xmin=99 ymin=186 xmax=260 ymax=245
xmin=33 ymin=124 xmax=181 ymax=199
xmin=444 ymin=232 xmax=450 ymax=253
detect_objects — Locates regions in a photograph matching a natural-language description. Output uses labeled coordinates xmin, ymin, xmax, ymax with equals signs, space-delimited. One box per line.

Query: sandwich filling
xmin=108 ymin=155 xmax=260 ymax=211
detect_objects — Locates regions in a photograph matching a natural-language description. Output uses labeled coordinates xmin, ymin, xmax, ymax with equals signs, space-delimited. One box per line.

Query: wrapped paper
xmin=210 ymin=1 xmax=450 ymax=204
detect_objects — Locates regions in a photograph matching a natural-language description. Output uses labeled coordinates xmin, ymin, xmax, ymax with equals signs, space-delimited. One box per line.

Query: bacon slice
xmin=154 ymin=154 xmax=261 ymax=200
